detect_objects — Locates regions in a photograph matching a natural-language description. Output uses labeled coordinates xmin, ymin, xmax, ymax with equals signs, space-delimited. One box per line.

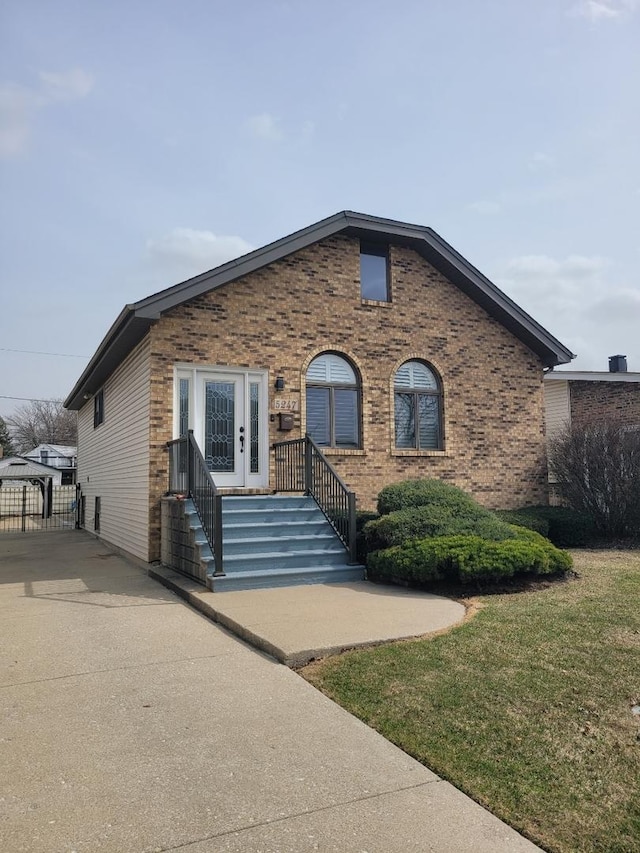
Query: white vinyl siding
xmin=77 ymin=337 xmax=151 ymax=561
xmin=544 ymin=379 xmax=571 ymax=440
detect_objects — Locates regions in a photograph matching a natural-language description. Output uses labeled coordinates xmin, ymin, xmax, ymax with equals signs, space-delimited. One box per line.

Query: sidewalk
xmin=0 ymin=530 xmax=541 ymax=852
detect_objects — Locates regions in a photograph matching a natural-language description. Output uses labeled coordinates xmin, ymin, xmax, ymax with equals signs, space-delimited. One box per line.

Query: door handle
xmin=239 ymin=426 xmax=245 ymax=453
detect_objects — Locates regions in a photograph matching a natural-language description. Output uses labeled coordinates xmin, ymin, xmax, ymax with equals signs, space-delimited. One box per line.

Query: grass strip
xmin=303 ymin=551 xmax=640 ymax=853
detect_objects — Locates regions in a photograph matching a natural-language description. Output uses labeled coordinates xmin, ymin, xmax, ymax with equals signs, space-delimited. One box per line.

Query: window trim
xmin=93 ymin=390 xmax=104 ymax=429
xmin=305 ymin=352 xmax=362 ymax=449
xmin=360 ymin=241 xmax=390 ymax=302
xmin=393 ymin=359 xmax=444 ymax=452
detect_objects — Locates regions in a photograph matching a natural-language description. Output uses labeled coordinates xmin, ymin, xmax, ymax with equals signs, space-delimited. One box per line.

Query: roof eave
xmin=65 ymin=211 xmax=574 ymax=404
xmin=545 ymin=371 xmax=640 ymax=382
xmin=64 ymin=308 xmax=153 ymax=410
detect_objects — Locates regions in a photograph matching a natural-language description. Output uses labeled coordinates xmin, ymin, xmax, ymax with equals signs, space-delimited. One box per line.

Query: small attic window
xmin=360 ymin=242 xmax=389 ymax=302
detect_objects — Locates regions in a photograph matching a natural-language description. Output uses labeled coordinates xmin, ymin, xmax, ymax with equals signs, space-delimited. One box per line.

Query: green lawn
xmin=303 ymin=551 xmax=640 ymax=853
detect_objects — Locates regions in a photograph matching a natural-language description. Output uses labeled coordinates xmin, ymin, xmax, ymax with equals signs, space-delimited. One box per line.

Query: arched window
xmin=394 ymin=360 xmax=442 ymax=450
xmin=306 ymin=353 xmax=361 ymax=448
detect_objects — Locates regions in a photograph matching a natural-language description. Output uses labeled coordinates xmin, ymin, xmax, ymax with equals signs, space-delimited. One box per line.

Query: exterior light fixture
xmin=275 ymin=376 xmax=285 ymax=391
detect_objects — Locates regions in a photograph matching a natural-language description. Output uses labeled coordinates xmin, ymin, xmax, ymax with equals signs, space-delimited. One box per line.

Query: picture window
xmin=360 ymin=242 xmax=389 ymax=301
xmin=306 ymin=353 xmax=361 ymax=449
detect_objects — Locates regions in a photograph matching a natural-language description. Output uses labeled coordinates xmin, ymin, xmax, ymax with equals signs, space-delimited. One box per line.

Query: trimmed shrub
xmin=365 ymin=504 xmax=516 ymax=551
xmin=356 ymin=510 xmax=379 ymax=563
xmin=498 ymin=506 xmax=595 ymax=547
xmin=532 ymin=507 xmax=595 ymax=547
xmin=368 ymin=533 xmax=572 ymax=586
xmin=494 ymin=509 xmax=549 ymax=537
xmin=377 ymin=479 xmax=478 ymax=516
xmin=356 ymin=510 xmax=379 ymax=531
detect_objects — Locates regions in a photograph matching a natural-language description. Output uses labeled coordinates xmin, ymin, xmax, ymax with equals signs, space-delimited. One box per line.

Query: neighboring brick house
xmin=65 ymin=211 xmax=573 ymax=564
xmin=543 ymin=357 xmax=640 ymax=503
xmin=544 ymin=356 xmax=640 ymax=439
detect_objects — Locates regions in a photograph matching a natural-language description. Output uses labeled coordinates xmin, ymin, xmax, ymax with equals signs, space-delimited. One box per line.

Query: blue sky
xmin=1 ymin=0 xmax=639 ymax=419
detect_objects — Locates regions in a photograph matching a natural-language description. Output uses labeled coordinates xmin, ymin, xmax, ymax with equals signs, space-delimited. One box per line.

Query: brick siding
xmin=146 ymin=235 xmax=549 ymax=558
xmin=570 ymin=381 xmax=640 ymax=428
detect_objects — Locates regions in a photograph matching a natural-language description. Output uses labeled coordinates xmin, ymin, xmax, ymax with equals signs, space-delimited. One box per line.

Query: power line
xmin=0 ymin=395 xmax=65 ymax=403
xmin=0 ymin=347 xmax=89 ymax=359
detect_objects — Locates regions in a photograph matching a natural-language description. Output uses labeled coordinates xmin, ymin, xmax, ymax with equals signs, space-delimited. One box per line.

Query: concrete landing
xmin=150 ymin=565 xmax=466 ymax=666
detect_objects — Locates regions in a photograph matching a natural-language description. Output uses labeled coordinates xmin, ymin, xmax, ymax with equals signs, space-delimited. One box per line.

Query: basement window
xmin=360 ymin=242 xmax=390 ymax=301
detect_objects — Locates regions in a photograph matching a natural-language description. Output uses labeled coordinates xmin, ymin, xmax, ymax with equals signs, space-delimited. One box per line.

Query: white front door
xmin=174 ymin=364 xmax=269 ymax=488
xmin=190 ymin=370 xmax=267 ymax=488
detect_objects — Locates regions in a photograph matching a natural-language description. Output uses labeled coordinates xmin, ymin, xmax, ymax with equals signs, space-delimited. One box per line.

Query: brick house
xmin=544 ymin=355 xmax=640 ymax=437
xmin=543 ymin=356 xmax=640 ymax=505
xmin=65 ymin=211 xmax=573 ymax=571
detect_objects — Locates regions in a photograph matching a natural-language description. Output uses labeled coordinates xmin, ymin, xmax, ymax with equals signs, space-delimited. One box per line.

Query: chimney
xmin=608 ymin=354 xmax=628 ymax=373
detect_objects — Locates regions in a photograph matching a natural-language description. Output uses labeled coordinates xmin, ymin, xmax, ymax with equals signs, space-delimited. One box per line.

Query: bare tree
xmin=7 ymin=400 xmax=77 ymax=454
xmin=548 ymin=417 xmax=640 ymax=538
xmin=0 ymin=416 xmax=15 ymax=458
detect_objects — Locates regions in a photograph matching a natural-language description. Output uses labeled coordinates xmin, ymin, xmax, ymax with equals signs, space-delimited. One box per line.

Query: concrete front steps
xmin=206 ymin=495 xmax=364 ymax=592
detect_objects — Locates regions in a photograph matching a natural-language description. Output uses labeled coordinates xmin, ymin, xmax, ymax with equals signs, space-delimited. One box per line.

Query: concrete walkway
xmin=0 ymin=530 xmax=541 ymax=853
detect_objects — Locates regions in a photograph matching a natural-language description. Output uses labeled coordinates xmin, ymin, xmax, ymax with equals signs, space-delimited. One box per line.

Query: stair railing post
xmin=213 ymin=492 xmax=224 ymax=575
xmin=347 ymin=491 xmax=357 ymax=564
xmin=304 ymin=434 xmax=313 ymax=496
xmin=187 ymin=430 xmax=195 ymax=498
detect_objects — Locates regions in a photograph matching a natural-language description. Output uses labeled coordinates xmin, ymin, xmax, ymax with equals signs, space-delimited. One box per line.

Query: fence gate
xmin=0 ymin=483 xmax=80 ymax=533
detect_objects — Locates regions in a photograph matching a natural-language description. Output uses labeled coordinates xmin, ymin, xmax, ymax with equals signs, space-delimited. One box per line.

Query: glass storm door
xmin=199 ymin=372 xmax=266 ymax=488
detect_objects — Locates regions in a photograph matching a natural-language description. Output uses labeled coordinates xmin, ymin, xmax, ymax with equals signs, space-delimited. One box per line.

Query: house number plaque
xmin=273 ymin=398 xmax=299 ymax=411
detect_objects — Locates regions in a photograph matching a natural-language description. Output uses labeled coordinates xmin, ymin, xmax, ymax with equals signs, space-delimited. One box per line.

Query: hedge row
xmin=494 ymin=507 xmax=595 ymax=547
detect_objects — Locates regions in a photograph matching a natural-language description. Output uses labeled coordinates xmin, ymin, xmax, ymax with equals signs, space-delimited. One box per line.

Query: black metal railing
xmin=274 ymin=435 xmax=357 ymax=563
xmin=167 ymin=431 xmax=223 ymax=577
xmin=0 ymin=483 xmax=78 ymax=534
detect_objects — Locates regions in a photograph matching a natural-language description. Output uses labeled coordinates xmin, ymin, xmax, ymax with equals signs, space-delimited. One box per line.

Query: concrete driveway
xmin=0 ymin=530 xmax=541 ymax=852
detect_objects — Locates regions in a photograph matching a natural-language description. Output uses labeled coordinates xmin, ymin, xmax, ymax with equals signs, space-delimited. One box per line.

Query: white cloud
xmin=466 ymin=200 xmax=502 ymax=215
xmin=301 ymin=119 xmax=315 ymax=139
xmin=0 ymin=83 xmax=41 ymax=157
xmin=0 ymin=68 xmax=94 ymax=158
xmin=39 ymin=68 xmax=94 ymax=101
xmin=569 ymin=0 xmax=638 ymax=22
xmin=246 ymin=112 xmax=283 ymax=142
xmin=494 ymin=253 xmax=640 ymax=370
xmin=528 ymin=151 xmax=554 ymax=170
xmin=146 ymin=228 xmax=254 ymax=280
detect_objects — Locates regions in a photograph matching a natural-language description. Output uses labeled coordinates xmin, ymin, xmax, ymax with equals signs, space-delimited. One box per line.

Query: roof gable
xmin=24 ymin=444 xmax=77 ymax=457
xmin=65 ymin=211 xmax=574 ymax=409
xmin=0 ymin=456 xmax=60 ymax=476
